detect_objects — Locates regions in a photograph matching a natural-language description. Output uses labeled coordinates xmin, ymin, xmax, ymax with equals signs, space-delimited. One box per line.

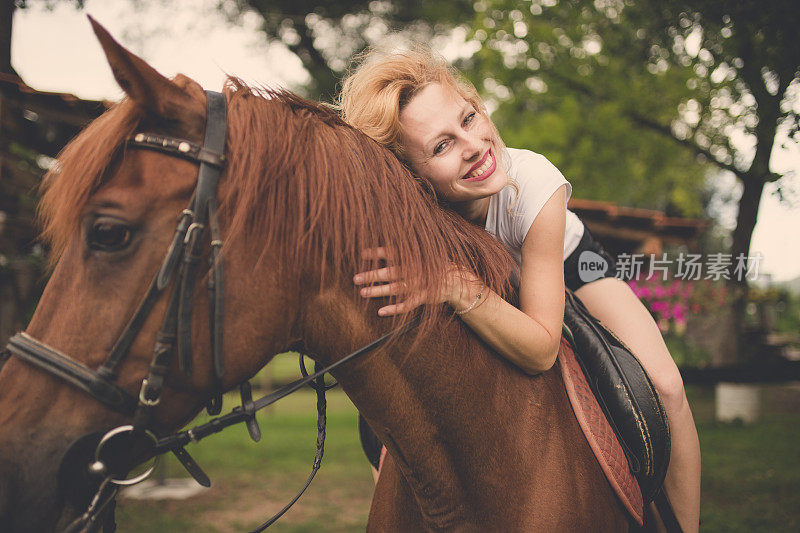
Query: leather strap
xmin=178 ymin=91 xmax=227 ymax=376
xmin=151 ymin=315 xmax=422 ymax=455
xmin=654 ymin=489 xmax=684 ymax=533
xmin=126 ymin=134 xmax=225 ymax=168
xmin=7 ymin=92 xmax=228 ymax=426
xmin=7 ymin=333 xmax=137 ymax=416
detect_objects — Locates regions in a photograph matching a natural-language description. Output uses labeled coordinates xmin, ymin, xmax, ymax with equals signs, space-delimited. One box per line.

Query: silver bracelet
xmin=455 ymin=286 xmax=485 ymax=316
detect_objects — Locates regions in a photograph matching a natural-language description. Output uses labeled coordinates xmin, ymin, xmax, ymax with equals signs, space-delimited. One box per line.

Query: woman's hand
xmin=353 ymin=247 xmax=481 ymax=316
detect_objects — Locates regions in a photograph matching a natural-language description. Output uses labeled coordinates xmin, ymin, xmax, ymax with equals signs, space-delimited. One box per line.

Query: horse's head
xmin=0 ymin=19 xmax=298 ymax=530
xmin=0 ymin=17 xmax=515 ymax=530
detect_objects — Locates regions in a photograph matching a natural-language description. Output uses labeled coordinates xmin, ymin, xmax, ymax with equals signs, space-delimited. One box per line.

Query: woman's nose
xmin=461 ymin=133 xmax=482 ymax=160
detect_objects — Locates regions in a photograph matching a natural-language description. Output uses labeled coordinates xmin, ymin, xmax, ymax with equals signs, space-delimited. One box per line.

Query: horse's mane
xmin=40 ymin=77 xmax=515 ymax=334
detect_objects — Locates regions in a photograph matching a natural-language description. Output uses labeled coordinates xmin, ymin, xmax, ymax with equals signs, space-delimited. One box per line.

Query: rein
xmin=2 ymin=90 xmax=419 ymax=532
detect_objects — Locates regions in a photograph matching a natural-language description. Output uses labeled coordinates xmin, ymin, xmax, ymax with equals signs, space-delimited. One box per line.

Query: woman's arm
xmin=355 ymin=185 xmax=568 ymax=375
xmin=454 ymin=185 xmax=566 ymax=373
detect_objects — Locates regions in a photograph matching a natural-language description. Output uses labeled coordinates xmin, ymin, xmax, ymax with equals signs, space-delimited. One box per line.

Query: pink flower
xmin=651 ymin=301 xmax=668 ymax=314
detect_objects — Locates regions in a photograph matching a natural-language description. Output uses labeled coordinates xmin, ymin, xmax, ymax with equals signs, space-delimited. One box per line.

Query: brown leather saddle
xmin=562 ymin=289 xmax=671 ymax=508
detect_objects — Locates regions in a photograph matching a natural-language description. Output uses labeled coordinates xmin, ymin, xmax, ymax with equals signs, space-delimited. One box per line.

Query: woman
xmin=339 ymin=47 xmax=700 ymax=532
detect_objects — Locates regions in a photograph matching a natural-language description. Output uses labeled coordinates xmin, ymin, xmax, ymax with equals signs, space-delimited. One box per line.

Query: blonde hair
xmin=338 ymin=46 xmax=491 ymax=164
xmin=338 ymin=45 xmax=517 ymax=209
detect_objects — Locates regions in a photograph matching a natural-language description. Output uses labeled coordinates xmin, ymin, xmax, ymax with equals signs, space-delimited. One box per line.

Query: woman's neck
xmin=451 ymin=196 xmax=491 ymax=226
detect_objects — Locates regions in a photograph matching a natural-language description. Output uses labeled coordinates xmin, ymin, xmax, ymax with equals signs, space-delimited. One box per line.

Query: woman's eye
xmin=87 ymin=220 xmax=133 ymax=252
xmin=463 ymin=112 xmax=476 ymax=127
xmin=433 ymin=141 xmax=448 ymax=155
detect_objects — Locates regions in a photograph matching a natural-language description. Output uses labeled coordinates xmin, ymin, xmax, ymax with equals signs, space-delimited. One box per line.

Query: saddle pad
xmin=558 ymin=337 xmax=644 ymax=525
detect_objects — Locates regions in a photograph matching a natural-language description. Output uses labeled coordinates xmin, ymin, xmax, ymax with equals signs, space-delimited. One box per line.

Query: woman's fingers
xmin=359 ymin=281 xmax=407 ymax=298
xmin=353 ymin=266 xmax=401 ymax=285
xmin=377 ymin=294 xmax=425 ymax=316
xmin=377 ymin=303 xmax=403 ymax=316
xmin=377 ymin=301 xmax=413 ymax=317
xmin=353 ymin=247 xmax=430 ymax=317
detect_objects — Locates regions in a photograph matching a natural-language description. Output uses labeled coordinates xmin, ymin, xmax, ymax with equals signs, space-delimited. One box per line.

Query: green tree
xmin=226 ymin=0 xmax=474 ymax=100
xmin=480 ymin=80 xmax=709 ymax=216
xmin=222 ymin=0 xmax=712 ymax=213
xmin=471 ymin=0 xmax=800 ymax=362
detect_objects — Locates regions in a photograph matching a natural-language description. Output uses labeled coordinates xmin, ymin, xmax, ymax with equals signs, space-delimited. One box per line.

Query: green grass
xmin=688 ymin=385 xmax=800 ymax=532
xmin=115 ymin=384 xmax=800 ymax=532
xmin=116 ymin=389 xmax=374 ymax=532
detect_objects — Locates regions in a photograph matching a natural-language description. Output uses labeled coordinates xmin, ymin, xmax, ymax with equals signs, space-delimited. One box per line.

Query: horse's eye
xmin=87 ymin=220 xmax=133 ymax=252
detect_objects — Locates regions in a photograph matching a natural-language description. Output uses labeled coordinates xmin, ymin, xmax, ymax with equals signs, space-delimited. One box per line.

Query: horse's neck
xmin=339 ymin=334 xmax=479 ymax=524
xmin=302 ymin=287 xmax=528 ymax=525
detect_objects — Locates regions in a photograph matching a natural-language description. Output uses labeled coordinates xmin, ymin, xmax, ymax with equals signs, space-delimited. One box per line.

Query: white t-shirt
xmin=484 ymin=148 xmax=585 ymax=285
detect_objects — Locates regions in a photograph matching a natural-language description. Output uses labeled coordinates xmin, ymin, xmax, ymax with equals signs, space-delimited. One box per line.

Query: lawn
xmin=116 ymin=387 xmax=374 ymax=532
xmin=115 ymin=376 xmax=800 ymax=532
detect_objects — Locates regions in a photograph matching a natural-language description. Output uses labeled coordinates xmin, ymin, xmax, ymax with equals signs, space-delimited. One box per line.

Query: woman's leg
xmin=575 ymin=277 xmax=700 ymax=533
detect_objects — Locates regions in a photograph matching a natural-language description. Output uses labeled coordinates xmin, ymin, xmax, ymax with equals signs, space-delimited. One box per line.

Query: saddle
xmin=561 ymin=289 xmax=671 ymax=505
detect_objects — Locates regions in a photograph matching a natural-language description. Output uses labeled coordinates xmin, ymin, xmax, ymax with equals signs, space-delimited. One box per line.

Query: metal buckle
xmin=138 ymin=378 xmax=161 ymax=407
xmin=183 ymin=222 xmax=205 ymax=244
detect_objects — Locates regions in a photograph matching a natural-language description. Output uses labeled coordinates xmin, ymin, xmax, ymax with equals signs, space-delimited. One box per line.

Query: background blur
xmin=1 ymin=0 xmax=799 ymax=530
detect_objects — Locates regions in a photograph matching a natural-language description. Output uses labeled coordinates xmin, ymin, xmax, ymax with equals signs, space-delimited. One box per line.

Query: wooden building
xmin=0 ymin=73 xmax=106 ymax=344
xmin=568 ymin=198 xmax=709 ymax=258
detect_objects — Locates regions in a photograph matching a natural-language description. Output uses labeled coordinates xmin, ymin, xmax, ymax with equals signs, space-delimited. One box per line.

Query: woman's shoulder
xmin=488 ymin=147 xmax=572 ymax=247
xmin=503 ymin=147 xmax=571 ymax=204
xmin=505 ymin=147 xmax=566 ymax=184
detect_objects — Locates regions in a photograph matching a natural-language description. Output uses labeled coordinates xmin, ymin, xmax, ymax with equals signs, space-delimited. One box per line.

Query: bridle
xmin=3 ymin=90 xmax=418 ymax=532
xmin=8 ymin=91 xmax=228 ymax=422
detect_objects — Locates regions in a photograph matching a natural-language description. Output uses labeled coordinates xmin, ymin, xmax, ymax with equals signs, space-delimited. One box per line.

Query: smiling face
xmin=399 ymin=83 xmax=508 ymax=220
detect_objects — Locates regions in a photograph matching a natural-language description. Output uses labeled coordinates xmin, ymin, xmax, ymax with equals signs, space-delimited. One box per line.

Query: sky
xmin=10 ymin=0 xmax=800 ymax=282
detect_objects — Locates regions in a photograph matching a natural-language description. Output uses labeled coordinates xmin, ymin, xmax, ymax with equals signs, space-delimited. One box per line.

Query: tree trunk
xmin=724 ymin=174 xmax=765 ymax=364
xmin=287 ymin=19 xmax=338 ymax=101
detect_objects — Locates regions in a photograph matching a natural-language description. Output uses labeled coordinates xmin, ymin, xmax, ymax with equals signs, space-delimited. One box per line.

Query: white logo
xmin=578 ymin=251 xmax=608 ymax=283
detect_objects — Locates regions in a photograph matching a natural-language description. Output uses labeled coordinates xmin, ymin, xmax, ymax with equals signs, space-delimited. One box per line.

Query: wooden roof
xmin=0 ymin=72 xmax=107 ymax=158
xmin=568 ymin=197 xmax=709 ymax=243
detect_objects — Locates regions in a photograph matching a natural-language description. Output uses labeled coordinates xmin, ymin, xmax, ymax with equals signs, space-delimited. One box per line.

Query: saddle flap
xmin=563 ymin=289 xmax=671 ymax=503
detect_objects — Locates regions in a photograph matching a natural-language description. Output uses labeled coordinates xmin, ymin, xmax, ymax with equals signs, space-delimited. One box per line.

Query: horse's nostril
xmin=58 ymin=431 xmax=107 ymax=510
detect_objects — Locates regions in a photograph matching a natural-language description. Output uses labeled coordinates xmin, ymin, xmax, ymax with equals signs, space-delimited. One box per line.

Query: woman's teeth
xmin=465 ymin=152 xmax=493 ymax=179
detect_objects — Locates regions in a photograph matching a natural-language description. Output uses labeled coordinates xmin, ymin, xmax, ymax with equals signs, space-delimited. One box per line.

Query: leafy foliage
xmin=228 ymin=0 xmax=475 ymax=100
xmin=468 ymin=0 xmax=799 ymax=218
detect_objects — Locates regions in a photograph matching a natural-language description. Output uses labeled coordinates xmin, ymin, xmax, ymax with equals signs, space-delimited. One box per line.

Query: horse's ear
xmin=88 ymin=15 xmax=204 ymax=135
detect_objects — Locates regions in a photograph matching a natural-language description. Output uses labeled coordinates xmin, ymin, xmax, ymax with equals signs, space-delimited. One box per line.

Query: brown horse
xmin=0 ymin=20 xmax=631 ymax=531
